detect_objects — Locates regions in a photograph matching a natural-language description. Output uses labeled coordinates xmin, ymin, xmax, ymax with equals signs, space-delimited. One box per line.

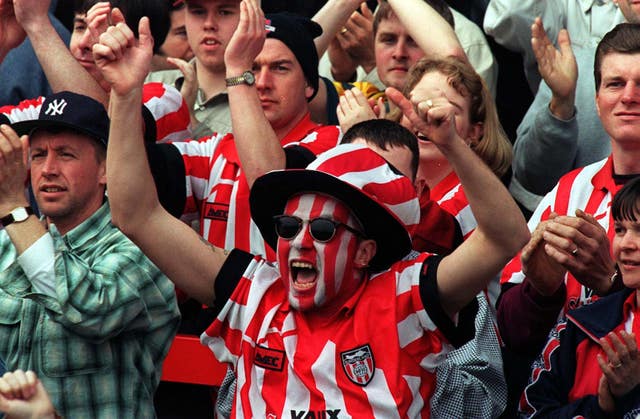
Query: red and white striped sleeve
xmin=142 ymin=82 xmax=191 ymax=143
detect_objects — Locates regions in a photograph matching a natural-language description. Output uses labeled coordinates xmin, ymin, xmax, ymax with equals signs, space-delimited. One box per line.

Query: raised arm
xmin=13 ymin=0 xmax=108 ymax=106
xmin=387 ymin=0 xmax=466 ymax=61
xmin=224 ymin=0 xmax=284 ymax=188
xmin=0 ymin=0 xmax=26 ymax=64
xmin=94 ymin=13 xmax=226 ymax=306
xmin=510 ymin=20 xmax=579 ymax=210
xmin=311 ymin=0 xmax=363 ymax=58
xmin=389 ymin=87 xmax=529 ymax=317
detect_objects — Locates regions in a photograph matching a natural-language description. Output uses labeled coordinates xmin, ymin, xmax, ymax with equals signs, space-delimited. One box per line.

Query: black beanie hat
xmin=265 ymin=12 xmax=323 ymax=101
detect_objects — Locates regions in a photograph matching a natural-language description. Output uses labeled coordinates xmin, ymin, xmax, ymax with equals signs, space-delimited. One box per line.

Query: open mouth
xmin=415 ymin=132 xmax=430 ymax=143
xmin=40 ymin=186 xmax=66 ymax=193
xmin=291 ymin=260 xmax=318 ymax=290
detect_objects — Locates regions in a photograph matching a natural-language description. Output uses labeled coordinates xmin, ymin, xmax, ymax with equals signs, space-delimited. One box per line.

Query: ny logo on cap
xmin=45 ymin=99 xmax=68 ymax=116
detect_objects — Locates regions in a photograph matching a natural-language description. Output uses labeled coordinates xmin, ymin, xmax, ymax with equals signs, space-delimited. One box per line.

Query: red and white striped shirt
xmin=174 ymin=115 xmax=341 ymax=260
xmin=0 ymin=82 xmax=190 ymax=144
xmin=203 ymin=252 xmax=457 ymax=418
xmin=430 ymin=172 xmax=477 ymax=240
xmin=500 ymin=157 xmax=619 ymax=313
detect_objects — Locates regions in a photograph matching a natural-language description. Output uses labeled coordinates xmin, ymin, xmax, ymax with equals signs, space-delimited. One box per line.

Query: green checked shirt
xmin=0 ymin=201 xmax=180 ymax=418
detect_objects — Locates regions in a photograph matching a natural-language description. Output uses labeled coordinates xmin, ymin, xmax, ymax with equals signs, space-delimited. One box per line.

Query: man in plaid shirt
xmin=0 ymin=91 xmax=180 ymax=418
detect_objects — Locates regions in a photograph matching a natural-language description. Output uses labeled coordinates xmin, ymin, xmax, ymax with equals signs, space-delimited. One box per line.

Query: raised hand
xmin=224 ymin=0 xmax=265 ymax=75
xmin=167 ymin=57 xmax=198 ymax=126
xmin=92 ymin=9 xmax=154 ymax=96
xmin=0 ymin=124 xmax=29 ymax=216
xmin=0 ymin=0 xmax=26 ymax=59
xmin=11 ymin=0 xmax=50 ymax=33
xmin=337 ymin=88 xmax=377 ymax=132
xmin=86 ymin=2 xmax=113 ymax=50
xmin=387 ymin=86 xmax=460 ymax=150
xmin=531 ymin=17 xmax=577 ymax=120
xmin=335 ymin=2 xmax=375 ymax=72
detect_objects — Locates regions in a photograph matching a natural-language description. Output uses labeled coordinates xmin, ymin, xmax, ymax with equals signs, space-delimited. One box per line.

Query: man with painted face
xmin=95 ymin=10 xmax=529 ymax=415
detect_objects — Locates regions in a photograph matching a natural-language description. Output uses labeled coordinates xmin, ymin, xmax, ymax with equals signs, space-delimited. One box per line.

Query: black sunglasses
xmin=273 ymin=215 xmax=366 ymax=243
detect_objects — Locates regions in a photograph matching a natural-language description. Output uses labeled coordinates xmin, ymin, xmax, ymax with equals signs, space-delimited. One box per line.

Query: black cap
xmin=12 ymin=91 xmax=109 ymax=147
xmin=265 ymin=13 xmax=322 ymax=101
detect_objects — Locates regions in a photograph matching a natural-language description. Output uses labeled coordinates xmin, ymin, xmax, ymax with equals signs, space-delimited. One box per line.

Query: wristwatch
xmin=1 ymin=206 xmax=34 ymax=227
xmin=225 ymin=71 xmax=256 ymax=87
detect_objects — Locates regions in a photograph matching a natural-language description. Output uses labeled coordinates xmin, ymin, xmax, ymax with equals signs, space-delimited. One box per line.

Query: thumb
xmin=138 ymin=16 xmax=154 ymax=51
xmin=110 ymin=7 xmax=125 ymax=25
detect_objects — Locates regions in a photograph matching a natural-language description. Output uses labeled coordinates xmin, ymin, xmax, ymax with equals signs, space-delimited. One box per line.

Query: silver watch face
xmin=243 ymin=71 xmax=255 ymax=85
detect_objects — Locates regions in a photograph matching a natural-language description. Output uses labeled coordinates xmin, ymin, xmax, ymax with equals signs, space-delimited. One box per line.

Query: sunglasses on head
xmin=273 ymin=215 xmax=365 ymax=243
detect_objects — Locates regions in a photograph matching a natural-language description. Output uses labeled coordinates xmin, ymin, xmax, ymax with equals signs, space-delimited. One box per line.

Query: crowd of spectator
xmin=0 ymin=0 xmax=639 ymax=417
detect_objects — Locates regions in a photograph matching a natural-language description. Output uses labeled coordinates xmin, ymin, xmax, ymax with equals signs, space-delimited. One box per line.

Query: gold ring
xmin=340 ymin=27 xmax=348 ymax=34
xmin=610 ymin=361 xmax=622 ymax=368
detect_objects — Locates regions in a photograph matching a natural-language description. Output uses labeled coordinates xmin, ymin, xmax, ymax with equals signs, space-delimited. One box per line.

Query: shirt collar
xmin=592 ymin=155 xmax=619 ymax=195
xmin=49 ymin=200 xmax=111 ymax=249
xmin=581 ymin=0 xmax=615 ymax=13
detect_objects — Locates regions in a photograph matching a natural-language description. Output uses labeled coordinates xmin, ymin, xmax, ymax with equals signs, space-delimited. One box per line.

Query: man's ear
xmin=354 ymin=239 xmax=377 ymax=268
xmin=98 ymin=160 xmax=107 ymax=187
xmin=304 ymin=81 xmax=315 ymax=101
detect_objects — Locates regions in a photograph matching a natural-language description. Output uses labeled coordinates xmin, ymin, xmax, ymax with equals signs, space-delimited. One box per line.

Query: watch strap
xmin=225 ymin=71 xmax=255 ymax=87
xmin=1 ymin=206 xmax=34 ymax=226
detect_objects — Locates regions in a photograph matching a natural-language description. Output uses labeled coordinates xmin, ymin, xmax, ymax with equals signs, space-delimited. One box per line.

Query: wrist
xmin=596 ymin=266 xmax=619 ymax=296
xmin=549 ymin=95 xmax=576 ymax=121
xmin=21 ymin=15 xmax=54 ymax=38
xmin=0 ymin=201 xmax=31 ymax=218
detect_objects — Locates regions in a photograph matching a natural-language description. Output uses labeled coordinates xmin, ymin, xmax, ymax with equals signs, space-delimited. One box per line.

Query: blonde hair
xmin=393 ymin=56 xmax=512 ymax=178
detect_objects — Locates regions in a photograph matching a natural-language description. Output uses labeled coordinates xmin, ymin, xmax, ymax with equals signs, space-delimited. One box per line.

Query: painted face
xmin=400 ymin=70 xmax=479 ymax=169
xmin=374 ymin=14 xmax=425 ymax=90
xmin=70 ymin=12 xmax=110 ymax=91
xmin=613 ymin=213 xmax=640 ymax=289
xmin=252 ymin=38 xmax=314 ymax=136
xmin=277 ymin=194 xmax=365 ymax=312
xmin=617 ymin=0 xmax=640 ymax=24
xmin=596 ymin=52 xmax=640 ymax=146
xmin=185 ymin=0 xmax=240 ymax=73
xmin=159 ymin=7 xmax=195 ymax=61
xmin=30 ymin=130 xmax=106 ymax=235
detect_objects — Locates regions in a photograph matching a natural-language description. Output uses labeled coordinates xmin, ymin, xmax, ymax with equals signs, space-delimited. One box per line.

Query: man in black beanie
xmin=146 ymin=0 xmax=341 ymax=262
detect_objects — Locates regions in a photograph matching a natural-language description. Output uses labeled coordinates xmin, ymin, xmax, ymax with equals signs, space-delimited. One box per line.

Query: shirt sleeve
xmin=497 ymin=279 xmax=566 ymax=356
xmin=12 ymin=227 xmax=181 ymax=343
xmin=16 ymin=233 xmax=56 ymax=296
xmin=431 ymin=294 xmax=507 ymax=418
xmin=146 ymin=142 xmax=187 ymax=218
xmin=520 ymin=318 xmax=609 ymax=418
xmin=214 ymin=249 xmax=254 ymax=310
xmin=511 ymin=84 xmax=579 ymax=206
xmin=419 ymin=255 xmax=478 ymax=347
xmin=142 ymin=82 xmax=191 ymax=143
xmin=483 ymin=0 xmax=565 ymax=92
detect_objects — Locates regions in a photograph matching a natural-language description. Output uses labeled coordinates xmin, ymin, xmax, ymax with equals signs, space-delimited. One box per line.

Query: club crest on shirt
xmin=341 ymin=344 xmax=374 ymax=386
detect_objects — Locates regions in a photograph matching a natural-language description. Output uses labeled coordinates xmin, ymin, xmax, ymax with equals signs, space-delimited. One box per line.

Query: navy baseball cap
xmin=12 ymin=91 xmax=109 ymax=147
